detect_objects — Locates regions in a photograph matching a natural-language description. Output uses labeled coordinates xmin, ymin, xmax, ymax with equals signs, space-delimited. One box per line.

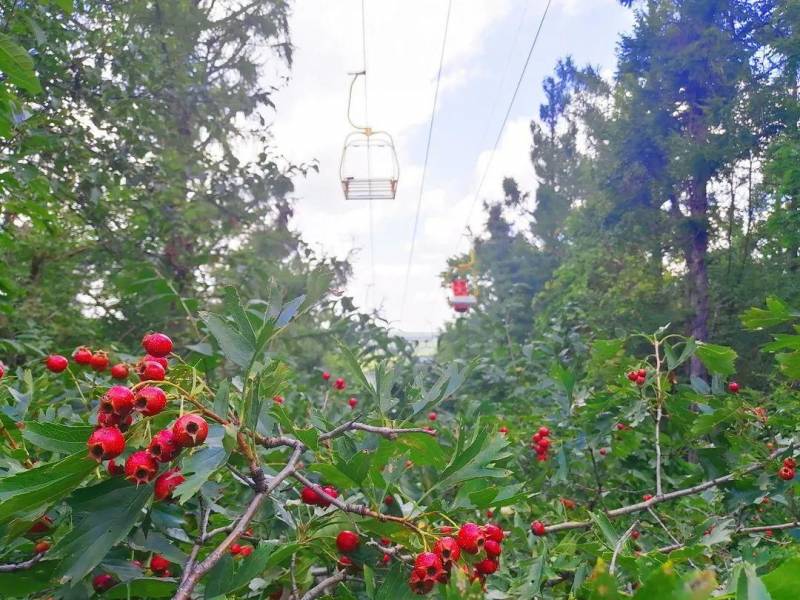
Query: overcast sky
xmin=271 ymin=0 xmax=634 ymax=334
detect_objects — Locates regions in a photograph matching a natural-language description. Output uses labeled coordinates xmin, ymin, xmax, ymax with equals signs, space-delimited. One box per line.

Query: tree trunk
xmin=687 ymin=178 xmax=710 ymax=379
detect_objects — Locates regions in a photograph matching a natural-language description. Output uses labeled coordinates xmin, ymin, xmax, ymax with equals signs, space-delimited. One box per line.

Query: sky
xmin=271 ymin=0 xmax=634 ymax=334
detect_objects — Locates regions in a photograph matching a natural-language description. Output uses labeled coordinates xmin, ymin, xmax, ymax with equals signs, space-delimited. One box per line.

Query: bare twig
xmin=543 ymin=448 xmax=782 ymax=534
xmin=318 ymin=420 xmax=436 ymax=442
xmin=653 ymin=336 xmax=664 ymax=497
xmin=0 ymin=553 xmax=43 ymax=573
xmin=657 ymin=520 xmax=800 ymax=553
xmin=298 ymin=569 xmax=348 ymax=600
xmin=610 ymin=519 xmax=639 ymax=575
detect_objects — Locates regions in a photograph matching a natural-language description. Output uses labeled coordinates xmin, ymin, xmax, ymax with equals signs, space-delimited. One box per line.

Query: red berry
xmin=728 ymin=381 xmax=740 ymax=394
xmin=0 ymin=361 xmax=4 ymax=379
xmin=384 ymin=495 xmax=394 ymax=506
xmin=273 ymin=395 xmax=284 ymax=404
xmin=784 ymin=457 xmax=797 ymax=469
xmin=599 ymin=448 xmax=607 ymax=456
xmin=172 ymin=414 xmax=209 ymax=447
xmin=484 ymin=539 xmax=502 ymax=558
xmin=336 ymin=530 xmax=360 ymax=553
xmin=239 ymin=545 xmax=253 ymax=557
xmin=631 ymin=529 xmax=640 ymax=540
xmin=765 ymin=529 xmax=774 ymax=538
xmin=483 ymin=523 xmax=504 ymax=543
xmin=87 ymin=426 xmax=125 ymax=462
xmin=34 ymin=540 xmax=51 ymax=554
xmin=107 ymin=459 xmax=125 ymax=476
xmin=90 ymin=351 xmax=110 ymax=372
xmin=440 ymin=526 xmax=453 ymax=534
xmin=300 ymin=486 xmax=320 ymax=505
xmin=642 ymin=494 xmax=654 ymax=501
xmin=475 ymin=558 xmax=498 ymax=575
xmin=531 ymin=521 xmax=546 ymax=536
xmin=319 ymin=485 xmax=339 ymax=507
xmin=150 ymin=554 xmax=170 ymax=573
xmin=142 ymin=332 xmax=173 ymax=357
xmin=538 ymin=426 xmax=550 ymax=437
xmin=778 ymin=465 xmax=795 ymax=481
xmin=560 ymin=498 xmax=576 ymax=510
xmin=456 ymin=523 xmax=484 ymax=554
xmin=382 ymin=553 xmax=391 ymax=564
xmin=230 ymin=544 xmax=242 ymax=555
xmin=148 ymin=429 xmax=181 ymax=463
xmin=134 ymin=386 xmax=167 ymax=416
xmin=626 ymin=371 xmax=638 ymax=381
xmin=433 ymin=536 xmax=461 ymax=565
xmin=499 ymin=426 xmax=508 ymax=434
xmin=45 ymin=355 xmax=69 ymax=373
xmin=428 ymin=412 xmax=437 ymax=421
xmin=414 ymin=552 xmax=443 ymax=577
xmin=153 ymin=467 xmax=185 ymax=501
xmin=532 ymin=432 xmax=542 ymax=443
xmin=348 ymin=397 xmax=357 ymax=408
xmin=322 ymin=371 xmax=331 ymax=381
xmin=110 ymin=363 xmax=129 ymax=380
xmin=73 ymin=346 xmax=93 ymax=365
xmin=139 ymin=360 xmax=166 ymax=382
xmin=537 ymin=437 xmax=551 ymax=450
xmin=28 ymin=516 xmax=53 ymax=536
xmin=125 ymin=450 xmax=158 ymax=484
xmin=141 ymin=354 xmax=168 ymax=370
xmin=408 ymin=570 xmax=434 ymax=594
xmin=100 ymin=385 xmax=135 ymax=417
xmin=92 ymin=573 xmax=116 ymax=592
xmin=333 ymin=377 xmax=346 ymax=391
xmin=616 ymin=423 xmax=626 ymax=431
xmin=97 ymin=411 xmax=133 ymax=431
xmin=635 ymin=375 xmax=646 ymax=386
xmin=637 ymin=369 xmax=646 ymax=377
xmin=338 ymin=555 xmax=353 ymax=569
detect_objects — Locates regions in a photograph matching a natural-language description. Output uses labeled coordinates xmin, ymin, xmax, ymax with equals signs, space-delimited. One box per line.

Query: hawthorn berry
xmin=107 ymin=459 xmax=125 ymax=476
xmin=784 ymin=457 xmax=797 ymax=469
xmin=599 ymin=448 xmax=608 ymax=456
xmin=28 ymin=515 xmax=53 ymax=536
xmin=338 ymin=555 xmax=354 ymax=569
xmin=73 ymin=346 xmax=93 ymax=365
xmin=408 ymin=569 xmax=434 ymax=594
xmin=172 ymin=414 xmax=209 ymax=447
xmin=148 ymin=429 xmax=181 ymax=463
xmin=643 ymin=494 xmax=654 ymax=501
xmin=484 ymin=539 xmax=502 ymax=558
xmin=322 ymin=371 xmax=331 ymax=381
xmin=348 ymin=397 xmax=357 ymax=409
xmin=637 ymin=368 xmax=646 ymax=377
xmin=428 ymin=412 xmax=437 ymax=421
xmin=87 ymin=426 xmax=125 ymax=462
xmin=631 ymin=529 xmax=640 ymax=540
xmin=475 ymin=558 xmax=498 ymax=575
xmin=230 ymin=544 xmax=242 ymax=555
xmin=154 ymin=467 xmax=185 ymax=502
xmin=45 ymin=354 xmax=69 ymax=373
xmin=141 ymin=354 xmax=169 ymax=370
xmin=433 ymin=536 xmax=461 ymax=565
xmin=530 ymin=520 xmax=546 ymax=536
xmin=318 ymin=485 xmax=339 ymax=507
xmin=499 ymin=426 xmax=508 ymax=434
xmin=34 ymin=540 xmax=51 ymax=554
xmin=382 ymin=553 xmax=391 ymax=565
xmin=616 ymin=422 xmax=626 ymax=431
xmin=538 ymin=426 xmax=550 ymax=437
xmin=125 ymin=450 xmax=158 ymax=484
xmin=139 ymin=360 xmax=166 ymax=381
xmin=537 ymin=437 xmax=551 ymax=450
xmin=239 ymin=545 xmax=253 ymax=557
xmin=456 ymin=522 xmax=484 ymax=554
xmin=384 ymin=495 xmax=394 ymax=506
xmin=333 ymin=377 xmax=346 ymax=390
xmin=483 ymin=523 xmax=504 ymax=543
xmin=300 ymin=486 xmax=320 ymax=505
xmin=142 ymin=332 xmax=173 ymax=357
xmin=635 ymin=375 xmax=646 ymax=386
xmin=0 ymin=361 xmax=4 ymax=379
xmin=90 ymin=351 xmax=110 ymax=372
xmin=414 ymin=552 xmax=444 ymax=578
xmin=150 ymin=554 xmax=170 ymax=573
xmin=110 ymin=363 xmax=129 ymax=379
xmin=97 ymin=411 xmax=133 ymax=431
xmin=273 ymin=395 xmax=284 ymax=404
xmin=336 ymin=530 xmax=360 ymax=553
xmin=626 ymin=371 xmax=638 ymax=381
xmin=778 ymin=465 xmax=795 ymax=481
xmin=134 ymin=386 xmax=167 ymax=416
xmin=728 ymin=381 xmax=740 ymax=394
xmin=560 ymin=497 xmax=577 ymax=510
xmin=100 ymin=385 xmax=135 ymax=416
xmin=92 ymin=573 xmax=116 ymax=592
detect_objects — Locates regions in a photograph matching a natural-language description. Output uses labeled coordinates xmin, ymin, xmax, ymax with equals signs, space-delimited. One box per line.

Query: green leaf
xmin=588 ymin=511 xmax=619 ymax=549
xmin=0 ymin=450 xmax=94 ymax=531
xmin=200 ymin=311 xmax=255 ymax=368
xmin=375 ymin=563 xmax=417 ymax=600
xmin=335 ymin=450 xmax=373 ymax=485
xmin=203 ymin=547 xmax=271 ymax=599
xmin=735 ymin=563 xmax=772 ymax=600
xmin=742 ymin=297 xmax=794 ymax=329
xmin=762 ymin=554 xmax=800 ymax=600
xmin=0 ymin=562 xmax=56 ymax=596
xmin=22 ymin=421 xmax=95 ymax=454
xmin=174 ymin=426 xmax=230 ymax=504
xmin=396 ymin=433 xmax=447 ymax=468
xmin=434 ymin=428 xmax=511 ymax=492
xmin=696 ymin=342 xmax=737 ymax=375
xmin=776 ymin=352 xmax=800 ymax=379
xmin=338 ymin=341 xmax=376 ymax=398
xmin=0 ymin=34 xmax=42 ymax=94
xmin=106 ymin=578 xmax=177 ymax=599
xmin=53 ymin=479 xmax=153 ymax=584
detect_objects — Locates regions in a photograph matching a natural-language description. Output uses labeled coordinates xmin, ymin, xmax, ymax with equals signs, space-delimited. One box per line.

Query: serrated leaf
xmin=174 ymin=426 xmax=230 ymax=504
xmin=696 ymin=343 xmax=737 ymax=376
xmin=276 ymin=294 xmax=305 ymax=327
xmin=200 ymin=311 xmax=254 ymax=368
xmin=106 ymin=578 xmax=177 ymax=599
xmin=588 ymin=511 xmax=619 ymax=549
xmin=54 ymin=479 xmax=153 ymax=584
xmin=375 ymin=563 xmax=417 ymax=600
xmin=0 ymin=34 xmax=41 ymax=94
xmin=22 ymin=421 xmax=95 ymax=454
xmin=762 ymin=554 xmax=800 ymax=599
xmin=742 ymin=297 xmax=793 ymax=329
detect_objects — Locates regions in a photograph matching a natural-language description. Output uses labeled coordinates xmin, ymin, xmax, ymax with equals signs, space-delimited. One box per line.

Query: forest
xmin=1 ymin=0 xmax=800 ymax=598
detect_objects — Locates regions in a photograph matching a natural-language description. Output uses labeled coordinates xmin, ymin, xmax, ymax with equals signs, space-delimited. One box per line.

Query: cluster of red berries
xmin=83 ymin=333 xmax=208 ymax=500
xmin=626 ymin=368 xmax=647 ymax=386
xmin=300 ymin=483 xmax=340 ymax=507
xmin=728 ymin=381 xmax=740 ymax=394
xmin=778 ymin=457 xmax=796 ymax=481
xmin=322 ymin=371 xmax=347 ymax=391
xmin=530 ymin=426 xmax=551 ymax=462
xmin=230 ymin=543 xmax=254 ymax=557
xmin=408 ymin=522 xmax=505 ymax=594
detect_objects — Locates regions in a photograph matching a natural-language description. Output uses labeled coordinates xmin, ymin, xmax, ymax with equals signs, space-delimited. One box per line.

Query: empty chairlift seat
xmin=340 ymin=129 xmax=400 ymax=200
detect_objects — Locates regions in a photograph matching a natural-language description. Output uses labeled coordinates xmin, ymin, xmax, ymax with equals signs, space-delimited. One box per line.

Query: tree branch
xmin=610 ymin=519 xmax=639 ymax=575
xmin=0 ymin=553 xmax=43 ymax=573
xmin=297 ymin=569 xmax=348 ymax=600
